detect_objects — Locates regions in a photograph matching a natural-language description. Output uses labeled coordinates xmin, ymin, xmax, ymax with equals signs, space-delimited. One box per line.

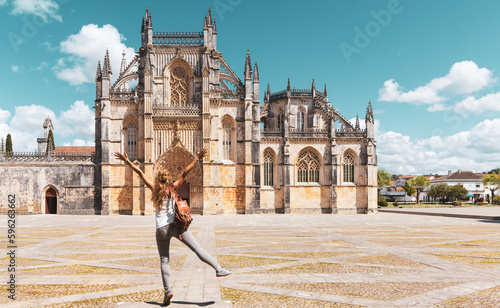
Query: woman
xmin=115 ymin=149 xmax=231 ymax=306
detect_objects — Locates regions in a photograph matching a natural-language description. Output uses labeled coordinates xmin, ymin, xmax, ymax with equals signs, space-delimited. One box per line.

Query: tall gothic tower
xmin=95 ymin=8 xmax=261 ymax=215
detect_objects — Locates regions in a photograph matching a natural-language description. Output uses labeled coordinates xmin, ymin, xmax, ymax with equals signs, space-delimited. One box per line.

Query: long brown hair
xmin=152 ymin=169 xmax=174 ymax=211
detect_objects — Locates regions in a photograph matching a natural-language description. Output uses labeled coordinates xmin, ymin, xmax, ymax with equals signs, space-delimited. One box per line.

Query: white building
xmin=421 ymin=170 xmax=486 ymax=202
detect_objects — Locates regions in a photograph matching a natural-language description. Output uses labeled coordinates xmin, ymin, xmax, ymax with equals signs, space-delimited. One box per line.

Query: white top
xmin=155 ymin=198 xmax=175 ymax=228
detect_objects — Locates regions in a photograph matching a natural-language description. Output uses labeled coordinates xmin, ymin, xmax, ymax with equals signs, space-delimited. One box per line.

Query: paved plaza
xmin=1 ymin=208 xmax=500 ymax=307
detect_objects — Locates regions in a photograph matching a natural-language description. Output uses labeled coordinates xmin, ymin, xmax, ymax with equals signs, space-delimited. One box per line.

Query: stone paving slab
xmin=1 ymin=212 xmax=500 ymax=307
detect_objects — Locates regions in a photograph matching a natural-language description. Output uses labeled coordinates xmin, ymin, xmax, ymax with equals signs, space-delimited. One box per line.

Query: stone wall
xmin=0 ymin=162 xmax=97 ymax=215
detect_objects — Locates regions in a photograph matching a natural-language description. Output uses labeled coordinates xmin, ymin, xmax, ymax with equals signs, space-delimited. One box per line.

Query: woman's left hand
xmin=196 ymin=148 xmax=207 ymax=160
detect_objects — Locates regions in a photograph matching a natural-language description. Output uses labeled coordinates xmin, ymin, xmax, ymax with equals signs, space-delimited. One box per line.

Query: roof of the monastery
xmin=433 ymin=171 xmax=483 ymax=181
xmin=55 ymin=146 xmax=95 ymax=154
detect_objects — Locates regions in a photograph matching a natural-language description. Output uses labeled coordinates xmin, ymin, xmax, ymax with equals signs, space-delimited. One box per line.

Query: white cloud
xmin=55 ymin=24 xmax=135 ymax=86
xmin=379 ymin=79 xmax=445 ymax=104
xmin=0 ymin=109 xmax=11 ymax=123
xmin=377 ymin=118 xmax=500 ymax=175
xmin=416 ymin=136 xmax=444 ymax=149
xmin=0 ymin=0 xmax=8 ymax=6
xmin=42 ymin=41 xmax=57 ymax=51
xmin=454 ymin=92 xmax=500 ymax=118
xmin=426 ymin=103 xmax=451 ymax=112
xmin=10 ymin=0 xmax=62 ymax=22
xmin=428 ymin=61 xmax=494 ymax=95
xmin=58 ymin=100 xmax=94 ymax=140
xmin=378 ymin=61 xmax=495 ymax=107
xmin=11 ymin=65 xmax=21 ymax=73
xmin=32 ymin=61 xmax=48 ymax=71
xmin=0 ymin=102 xmax=94 ymax=152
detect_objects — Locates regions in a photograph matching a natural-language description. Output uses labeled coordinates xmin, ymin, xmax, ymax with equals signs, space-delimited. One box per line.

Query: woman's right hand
xmin=114 ymin=152 xmax=129 ymax=163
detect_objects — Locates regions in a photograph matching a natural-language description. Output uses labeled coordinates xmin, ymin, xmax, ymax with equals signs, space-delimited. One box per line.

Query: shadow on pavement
xmin=171 ymin=301 xmax=216 ymax=306
xmin=478 ymin=219 xmax=500 ymax=224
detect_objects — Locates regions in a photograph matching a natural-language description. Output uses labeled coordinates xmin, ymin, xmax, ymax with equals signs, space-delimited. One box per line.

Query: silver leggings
xmin=156 ymin=224 xmax=219 ymax=290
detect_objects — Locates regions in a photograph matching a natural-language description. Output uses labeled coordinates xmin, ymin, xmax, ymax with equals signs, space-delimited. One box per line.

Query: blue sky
xmin=1 ymin=0 xmax=500 ymax=175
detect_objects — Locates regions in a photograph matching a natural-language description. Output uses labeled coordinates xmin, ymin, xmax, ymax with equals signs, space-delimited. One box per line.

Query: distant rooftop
xmin=55 ymin=146 xmax=95 ymax=154
xmin=433 ymin=170 xmax=483 ymax=181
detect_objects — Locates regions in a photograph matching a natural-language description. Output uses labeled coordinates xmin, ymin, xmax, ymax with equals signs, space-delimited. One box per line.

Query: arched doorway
xmin=154 ymin=139 xmax=203 ymax=213
xmin=178 ymin=181 xmax=190 ymax=205
xmin=45 ymin=187 xmax=57 ymax=214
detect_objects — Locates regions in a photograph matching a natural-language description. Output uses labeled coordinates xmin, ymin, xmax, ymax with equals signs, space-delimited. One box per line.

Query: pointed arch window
xmin=223 ymin=119 xmax=232 ymax=160
xmin=297 ymin=149 xmax=320 ymax=183
xmin=263 ymin=150 xmax=274 ymax=186
xmin=297 ymin=107 xmax=305 ymax=131
xmin=277 ymin=108 xmax=284 ymax=131
xmin=343 ymin=152 xmax=355 ymax=183
xmin=170 ymin=66 xmax=188 ymax=106
xmin=126 ymin=120 xmax=137 ymax=161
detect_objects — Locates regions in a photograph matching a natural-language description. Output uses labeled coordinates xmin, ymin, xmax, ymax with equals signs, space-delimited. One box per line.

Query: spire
xmin=287 ymin=78 xmax=291 ymax=90
xmin=244 ymin=48 xmax=252 ymax=80
xmin=95 ymin=60 xmax=102 ymax=81
xmin=120 ymin=50 xmax=127 ymax=75
xmin=253 ymin=62 xmax=259 ymax=82
xmin=355 ymin=114 xmax=360 ymax=130
xmin=143 ymin=6 xmax=152 ymax=29
xmin=213 ymin=20 xmax=217 ymax=33
xmin=102 ymin=49 xmax=112 ymax=77
xmin=208 ymin=6 xmax=213 ymax=25
xmin=366 ymin=100 xmax=374 ymax=123
xmin=204 ymin=13 xmax=208 ymax=28
xmin=312 ymin=78 xmax=316 ymax=90
xmin=324 ymin=83 xmax=327 ymax=97
xmin=266 ymin=83 xmax=270 ymax=102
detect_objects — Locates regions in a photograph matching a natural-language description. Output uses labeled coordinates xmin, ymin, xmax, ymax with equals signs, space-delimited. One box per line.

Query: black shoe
xmin=163 ymin=290 xmax=173 ymax=306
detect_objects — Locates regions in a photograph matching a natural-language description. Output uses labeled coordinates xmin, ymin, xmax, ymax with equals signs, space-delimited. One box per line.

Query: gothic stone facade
xmin=94 ymin=8 xmax=378 ymax=216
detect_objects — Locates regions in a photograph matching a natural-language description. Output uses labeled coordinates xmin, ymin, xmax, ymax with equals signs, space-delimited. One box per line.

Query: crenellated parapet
xmin=153 ymin=31 xmax=204 ymax=45
xmin=0 ymin=151 xmax=96 ymax=163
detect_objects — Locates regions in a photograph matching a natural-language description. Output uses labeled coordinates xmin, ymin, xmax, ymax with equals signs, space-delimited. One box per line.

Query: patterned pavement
xmin=1 ymin=208 xmax=499 ymax=307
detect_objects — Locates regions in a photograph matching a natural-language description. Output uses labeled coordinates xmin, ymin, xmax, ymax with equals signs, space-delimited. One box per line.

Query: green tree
xmin=446 ymin=184 xmax=468 ymax=201
xmin=5 ymin=133 xmax=12 ymax=154
xmin=404 ymin=183 xmax=416 ymax=203
xmin=46 ymin=129 xmax=55 ymax=154
xmin=487 ymin=168 xmax=500 ymax=174
xmin=377 ymin=169 xmax=391 ymax=193
xmin=427 ymin=183 xmax=448 ymax=203
xmin=483 ymin=173 xmax=500 ymax=201
xmin=409 ymin=176 xmax=431 ymax=204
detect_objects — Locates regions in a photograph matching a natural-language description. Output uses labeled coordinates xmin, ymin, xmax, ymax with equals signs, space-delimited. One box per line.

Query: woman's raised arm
xmin=114 ymin=152 xmax=154 ymax=191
